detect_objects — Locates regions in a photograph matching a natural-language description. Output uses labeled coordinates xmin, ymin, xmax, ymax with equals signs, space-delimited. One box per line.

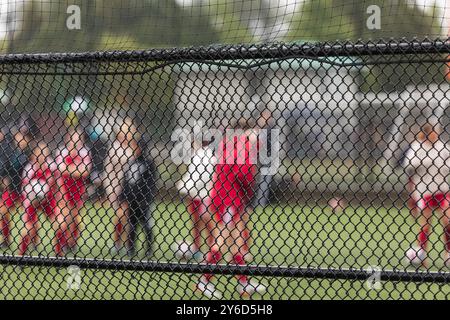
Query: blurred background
xmin=0 ymin=0 xmax=449 ymax=204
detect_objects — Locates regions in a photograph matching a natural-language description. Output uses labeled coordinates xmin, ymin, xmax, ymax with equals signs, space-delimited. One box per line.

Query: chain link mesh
xmin=0 ymin=40 xmax=449 ymax=299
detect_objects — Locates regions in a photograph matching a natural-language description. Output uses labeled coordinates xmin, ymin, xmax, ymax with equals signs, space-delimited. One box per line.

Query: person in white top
xmin=103 ymin=117 xmax=138 ymax=255
xmin=175 ymin=138 xmax=216 ymax=261
xmin=403 ymin=123 xmax=450 ymax=267
xmin=18 ymin=142 xmax=57 ymax=256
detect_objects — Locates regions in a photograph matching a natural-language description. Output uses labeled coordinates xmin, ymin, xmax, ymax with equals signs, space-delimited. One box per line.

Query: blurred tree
xmin=289 ymin=0 xmax=441 ymax=42
xmin=209 ymin=0 xmax=296 ymax=43
xmin=11 ymin=0 xmax=219 ymax=52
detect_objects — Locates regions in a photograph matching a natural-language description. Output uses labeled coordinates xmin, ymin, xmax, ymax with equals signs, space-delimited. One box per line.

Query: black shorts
xmin=119 ymin=192 xmax=153 ymax=211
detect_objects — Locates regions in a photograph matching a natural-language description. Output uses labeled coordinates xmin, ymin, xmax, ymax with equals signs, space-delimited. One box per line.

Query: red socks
xmin=1 ymin=218 xmax=10 ymax=244
xmin=189 ymin=200 xmax=202 ymax=251
xmin=417 ymin=225 xmax=450 ymax=252
xmin=55 ymin=230 xmax=67 ymax=257
xmin=233 ymin=254 xmax=248 ymax=284
xmin=72 ymin=223 xmax=80 ymax=243
xmin=444 ymin=225 xmax=450 ymax=252
xmin=115 ymin=222 xmax=123 ymax=238
xmin=204 ymin=249 xmax=222 ymax=282
xmin=418 ymin=226 xmax=429 ymax=250
xmin=201 ymin=251 xmax=249 ymax=285
xmin=242 ymin=229 xmax=250 ymax=254
xmin=19 ymin=235 xmax=30 ymax=256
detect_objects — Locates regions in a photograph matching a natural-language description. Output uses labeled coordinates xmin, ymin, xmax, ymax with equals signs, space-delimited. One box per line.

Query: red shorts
xmin=188 ymin=198 xmax=209 ymax=220
xmin=2 ymin=190 xmax=23 ymax=208
xmin=415 ymin=193 xmax=450 ymax=210
xmin=210 ymin=164 xmax=255 ymax=223
xmin=24 ymin=194 xmax=56 ymax=222
xmin=61 ymin=176 xmax=86 ymax=207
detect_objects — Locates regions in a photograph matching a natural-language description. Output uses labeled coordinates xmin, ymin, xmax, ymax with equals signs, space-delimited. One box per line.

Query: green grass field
xmin=0 ymin=200 xmax=449 ymax=299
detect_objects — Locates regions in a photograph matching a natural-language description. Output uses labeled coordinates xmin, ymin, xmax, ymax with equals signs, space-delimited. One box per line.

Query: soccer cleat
xmin=406 ymin=246 xmax=426 ymax=267
xmin=110 ymin=244 xmax=126 ymax=257
xmin=0 ymin=241 xmax=10 ymax=250
xmin=126 ymin=248 xmax=136 ymax=258
xmin=196 ymin=281 xmax=223 ymax=299
xmin=237 ymin=279 xmax=266 ymax=297
xmin=171 ymin=241 xmax=195 ymax=261
xmin=145 ymin=248 xmax=153 ymax=259
xmin=192 ymin=251 xmax=205 ymax=262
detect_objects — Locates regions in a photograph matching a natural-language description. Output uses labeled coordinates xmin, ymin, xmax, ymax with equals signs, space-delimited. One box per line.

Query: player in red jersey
xmin=197 ymin=118 xmax=266 ymax=299
xmin=55 ymin=127 xmax=91 ymax=254
xmin=18 ymin=142 xmax=57 ymax=256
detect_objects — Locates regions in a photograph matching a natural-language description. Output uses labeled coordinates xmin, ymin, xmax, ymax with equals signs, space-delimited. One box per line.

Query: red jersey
xmin=210 ymin=131 xmax=257 ymax=222
xmin=55 ymin=147 xmax=91 ymax=207
xmin=55 ymin=147 xmax=91 ymax=179
xmin=22 ymin=160 xmax=57 ymax=221
xmin=22 ymin=161 xmax=54 ymax=192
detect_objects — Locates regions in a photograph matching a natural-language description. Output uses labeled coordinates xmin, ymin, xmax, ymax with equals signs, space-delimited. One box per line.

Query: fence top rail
xmin=0 ymin=39 xmax=448 ymax=65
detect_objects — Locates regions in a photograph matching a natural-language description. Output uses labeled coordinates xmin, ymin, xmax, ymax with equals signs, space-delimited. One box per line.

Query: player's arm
xmin=47 ymin=160 xmax=60 ymax=188
xmin=55 ymin=153 xmax=68 ymax=175
xmin=21 ymin=163 xmax=34 ymax=190
xmin=67 ymin=152 xmax=92 ymax=178
xmin=402 ymin=145 xmax=420 ymax=176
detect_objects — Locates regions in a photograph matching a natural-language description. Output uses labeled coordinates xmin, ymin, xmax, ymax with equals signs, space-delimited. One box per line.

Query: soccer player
xmin=18 ymin=142 xmax=57 ymax=256
xmin=401 ymin=145 xmax=420 ymax=219
xmin=103 ymin=117 xmax=137 ymax=255
xmin=122 ymin=138 xmax=157 ymax=257
xmin=197 ymin=118 xmax=266 ymax=299
xmin=403 ymin=123 xmax=450 ymax=267
xmin=0 ymin=127 xmax=31 ymax=249
xmin=176 ymin=137 xmax=216 ymax=261
xmin=55 ymin=127 xmax=91 ymax=254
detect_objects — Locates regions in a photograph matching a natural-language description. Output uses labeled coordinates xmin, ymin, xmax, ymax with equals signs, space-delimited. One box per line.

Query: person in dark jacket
xmin=121 ymin=138 xmax=157 ymax=258
xmin=0 ymin=127 xmax=32 ymax=248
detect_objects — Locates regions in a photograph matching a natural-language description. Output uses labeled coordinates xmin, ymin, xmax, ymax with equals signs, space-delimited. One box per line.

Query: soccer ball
xmin=328 ymin=197 xmax=346 ymax=213
xmin=25 ymin=180 xmax=49 ymax=200
xmin=406 ymin=246 xmax=426 ymax=266
xmin=171 ymin=240 xmax=195 ymax=261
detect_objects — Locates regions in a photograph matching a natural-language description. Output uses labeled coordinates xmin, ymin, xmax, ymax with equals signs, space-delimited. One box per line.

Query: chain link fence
xmin=0 ymin=40 xmax=449 ymax=299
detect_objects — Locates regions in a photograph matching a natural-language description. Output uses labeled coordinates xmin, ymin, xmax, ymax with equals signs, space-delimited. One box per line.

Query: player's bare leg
xmin=231 ymin=217 xmax=265 ymax=297
xmin=68 ymin=208 xmax=82 ymax=251
xmin=19 ymin=220 xmax=38 ymax=256
xmin=407 ymin=207 xmax=432 ymax=267
xmin=112 ymin=202 xmax=128 ymax=255
xmin=242 ymin=207 xmax=252 ymax=262
xmin=190 ymin=200 xmax=203 ymax=254
xmin=0 ymin=204 xmax=10 ymax=248
xmin=19 ymin=201 xmax=40 ymax=256
xmin=197 ymin=219 xmax=225 ymax=299
xmin=202 ymin=201 xmax=216 ymax=249
xmin=441 ymin=205 xmax=450 ymax=268
xmin=194 ymin=201 xmax=212 ymax=261
xmin=119 ymin=203 xmax=129 ymax=248
xmin=53 ymin=200 xmax=70 ymax=257
xmin=66 ymin=206 xmax=80 ymax=252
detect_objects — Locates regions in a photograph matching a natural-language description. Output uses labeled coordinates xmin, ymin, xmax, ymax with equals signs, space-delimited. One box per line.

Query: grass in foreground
xmin=0 ymin=200 xmax=449 ymax=299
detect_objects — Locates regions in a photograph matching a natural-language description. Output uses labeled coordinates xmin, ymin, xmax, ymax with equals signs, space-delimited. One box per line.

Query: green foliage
xmin=289 ymin=0 xmax=442 ymax=41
